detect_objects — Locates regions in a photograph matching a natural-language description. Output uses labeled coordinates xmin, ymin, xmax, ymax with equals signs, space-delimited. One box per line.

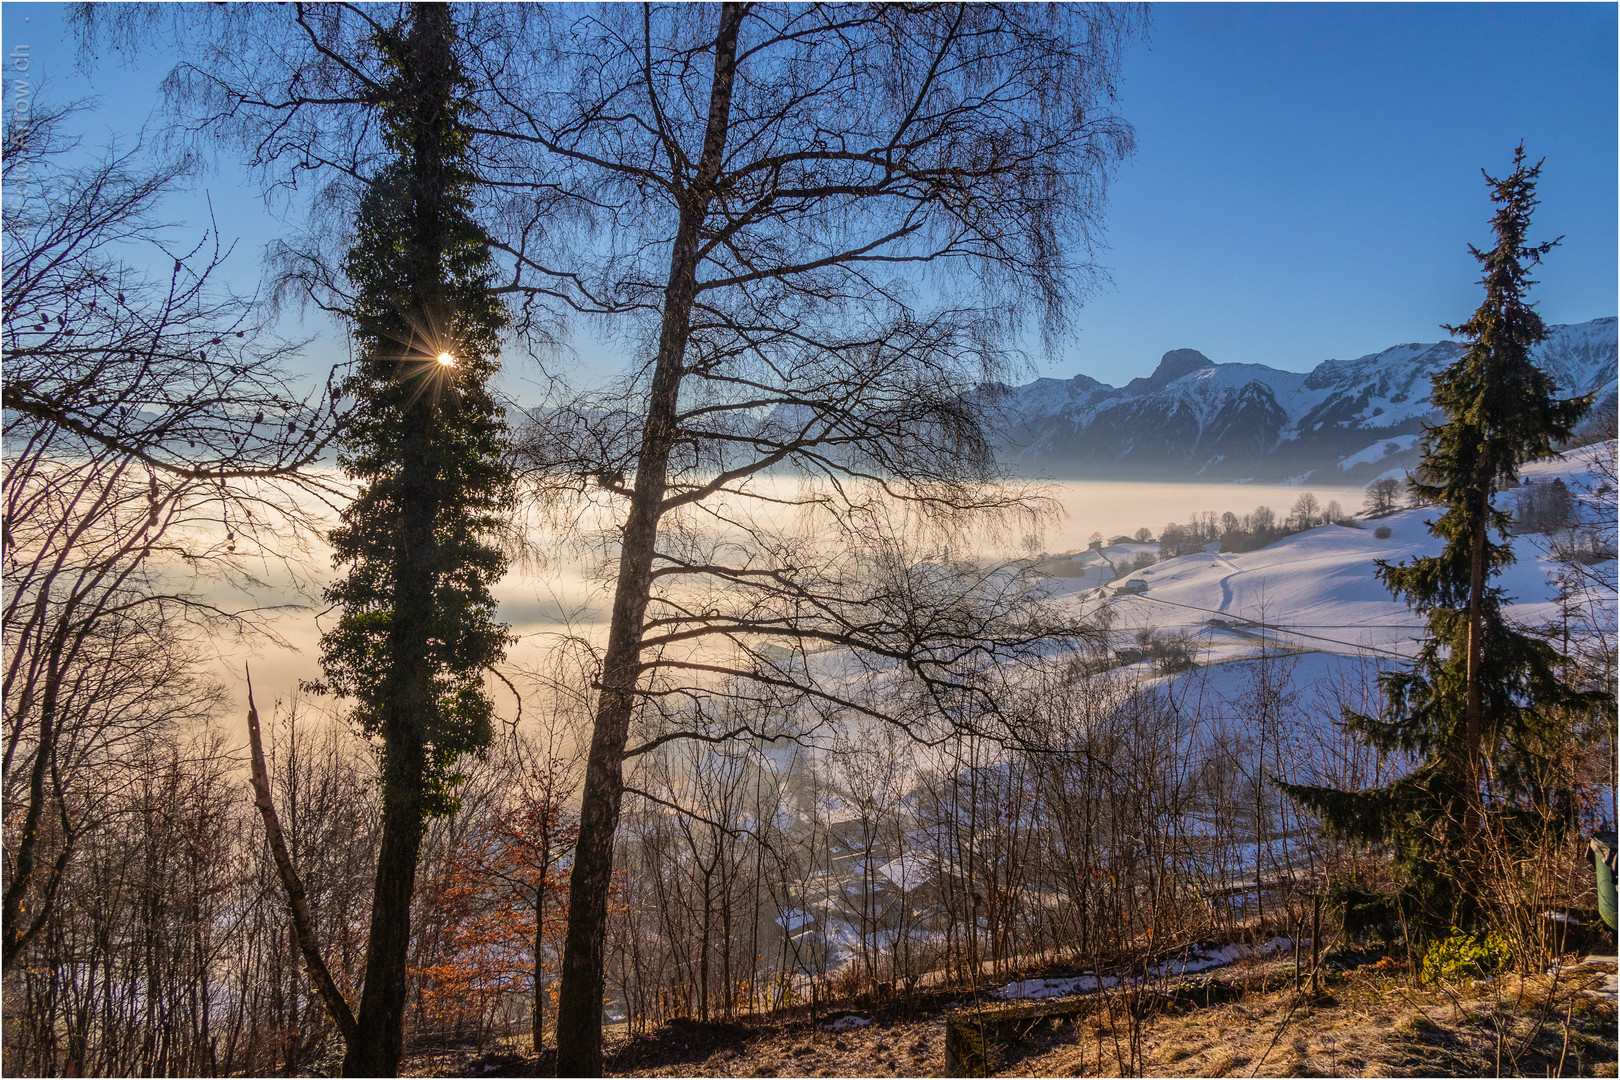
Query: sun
xmin=436 ymin=352 xmax=456 ymax=367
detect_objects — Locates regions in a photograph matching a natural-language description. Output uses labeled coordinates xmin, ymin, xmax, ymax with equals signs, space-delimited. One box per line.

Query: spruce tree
xmin=313 ymin=5 xmax=512 ymax=1073
xmin=1286 ymin=146 xmax=1591 ymax=937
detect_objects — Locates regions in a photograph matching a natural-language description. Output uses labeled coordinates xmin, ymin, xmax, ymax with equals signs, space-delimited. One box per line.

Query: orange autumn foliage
xmin=413 ymin=757 xmax=579 ymax=1049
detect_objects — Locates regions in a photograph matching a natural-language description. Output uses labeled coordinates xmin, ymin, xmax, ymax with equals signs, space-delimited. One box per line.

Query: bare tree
xmin=477 ymin=722 xmax=584 ymax=1053
xmin=1289 ymin=491 xmax=1321 ymax=531
xmin=465 ymin=7 xmax=1140 ymax=1066
xmin=1363 ymin=476 xmax=1401 ymax=517
xmin=1 ymin=101 xmax=336 ymax=974
xmin=824 ymin=722 xmax=917 ymax=992
xmin=6 ymin=724 xmax=246 ymax=1075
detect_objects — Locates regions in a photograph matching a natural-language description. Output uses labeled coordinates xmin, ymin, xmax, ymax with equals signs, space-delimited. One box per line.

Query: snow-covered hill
xmin=998 ymin=317 xmax=1617 ymax=482
xmin=1048 ymin=440 xmax=1617 ymax=672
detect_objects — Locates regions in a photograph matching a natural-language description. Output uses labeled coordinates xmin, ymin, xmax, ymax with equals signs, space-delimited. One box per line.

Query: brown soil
xmin=1007 ymin=960 xmax=1617 ymax=1077
xmin=406 ymin=954 xmax=1617 ymax=1078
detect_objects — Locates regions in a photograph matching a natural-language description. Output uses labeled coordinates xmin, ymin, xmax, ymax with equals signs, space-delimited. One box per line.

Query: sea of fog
xmin=1037 ymin=479 xmax=1366 ymax=556
xmin=214 ymin=478 xmax=1368 ymax=722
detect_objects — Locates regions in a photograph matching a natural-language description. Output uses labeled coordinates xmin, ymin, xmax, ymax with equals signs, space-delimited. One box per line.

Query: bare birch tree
xmin=463 ymin=7 xmax=1141 ymax=1066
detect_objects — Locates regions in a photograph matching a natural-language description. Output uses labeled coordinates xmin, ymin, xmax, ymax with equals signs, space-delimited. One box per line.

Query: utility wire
xmin=1108 ymin=592 xmax=1414 ymax=660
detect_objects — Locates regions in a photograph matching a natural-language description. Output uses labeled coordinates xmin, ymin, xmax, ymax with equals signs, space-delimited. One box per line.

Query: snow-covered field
xmin=1049 ymin=442 xmax=1616 ymax=669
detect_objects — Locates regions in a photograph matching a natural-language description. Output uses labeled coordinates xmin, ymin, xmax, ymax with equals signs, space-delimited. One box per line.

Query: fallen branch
xmin=245 ymin=666 xmax=359 ymax=1048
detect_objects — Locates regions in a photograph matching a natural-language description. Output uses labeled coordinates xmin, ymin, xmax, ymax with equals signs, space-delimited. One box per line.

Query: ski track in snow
xmin=1217 ymin=563 xmax=1240 ymax=613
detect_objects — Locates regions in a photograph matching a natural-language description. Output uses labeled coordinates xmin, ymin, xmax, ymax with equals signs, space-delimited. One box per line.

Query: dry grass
xmin=608 ymin=1012 xmax=949 ymax=1078
xmin=403 ymin=955 xmax=1617 ymax=1077
xmin=1014 ymin=959 xmax=1617 ymax=1078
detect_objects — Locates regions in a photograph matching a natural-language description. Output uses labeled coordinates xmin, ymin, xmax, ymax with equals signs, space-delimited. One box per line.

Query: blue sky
xmin=1079 ymin=2 xmax=1618 ymax=382
xmin=3 ymin=2 xmax=1615 ymax=389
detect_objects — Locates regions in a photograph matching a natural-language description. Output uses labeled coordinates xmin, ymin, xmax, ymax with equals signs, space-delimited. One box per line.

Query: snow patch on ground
xmin=821 ymin=1015 xmax=872 ymax=1031
xmin=874 ymin=851 xmax=929 ymax=890
xmin=995 ymin=938 xmax=1296 ymax=1001
xmin=1339 ymin=433 xmax=1419 ymax=471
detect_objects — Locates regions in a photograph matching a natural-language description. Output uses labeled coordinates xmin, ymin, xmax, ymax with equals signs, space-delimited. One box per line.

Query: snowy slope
xmin=1049 ymin=441 xmax=1617 ymax=665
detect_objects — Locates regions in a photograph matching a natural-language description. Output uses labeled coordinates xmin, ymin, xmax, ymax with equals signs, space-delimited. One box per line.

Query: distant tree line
xmin=1141 ymin=492 xmax=1349 ymax=560
xmin=1513 ymin=477 xmax=1576 ymax=535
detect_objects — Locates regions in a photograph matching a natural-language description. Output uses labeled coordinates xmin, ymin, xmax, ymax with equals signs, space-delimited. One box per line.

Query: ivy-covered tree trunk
xmin=1285 ymin=145 xmax=1591 ymax=937
xmin=315 ymin=6 xmax=514 ymax=1075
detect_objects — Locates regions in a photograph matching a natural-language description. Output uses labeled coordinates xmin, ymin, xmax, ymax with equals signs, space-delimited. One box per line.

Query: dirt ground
xmin=1004 ymin=959 xmax=1618 ymax=1078
xmin=411 ymin=952 xmax=1617 ymax=1078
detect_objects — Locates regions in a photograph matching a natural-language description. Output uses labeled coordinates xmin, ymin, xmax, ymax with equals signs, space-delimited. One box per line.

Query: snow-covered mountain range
xmin=996 ymin=317 xmax=1617 ymax=483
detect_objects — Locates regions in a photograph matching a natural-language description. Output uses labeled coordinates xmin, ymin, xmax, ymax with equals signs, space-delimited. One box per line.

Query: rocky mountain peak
xmin=1124 ymin=348 xmax=1216 ymax=395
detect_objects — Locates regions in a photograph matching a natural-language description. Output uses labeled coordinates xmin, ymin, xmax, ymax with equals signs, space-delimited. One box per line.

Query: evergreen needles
xmin=1285 ymin=145 xmax=1594 ymax=940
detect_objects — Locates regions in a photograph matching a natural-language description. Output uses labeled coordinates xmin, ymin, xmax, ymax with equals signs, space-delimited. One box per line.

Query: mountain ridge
xmin=996 ymin=316 xmax=1617 ymax=483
